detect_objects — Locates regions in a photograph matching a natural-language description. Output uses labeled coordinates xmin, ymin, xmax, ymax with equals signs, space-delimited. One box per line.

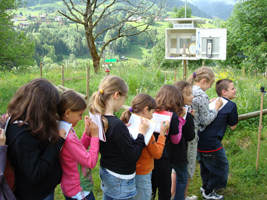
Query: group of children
xmin=0 ymin=66 xmax=238 ymax=200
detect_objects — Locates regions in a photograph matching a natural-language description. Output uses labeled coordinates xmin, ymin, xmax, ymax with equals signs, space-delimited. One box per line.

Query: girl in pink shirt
xmin=57 ymin=90 xmax=100 ymax=200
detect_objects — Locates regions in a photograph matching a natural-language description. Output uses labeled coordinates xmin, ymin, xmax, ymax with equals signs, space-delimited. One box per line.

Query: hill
xmin=192 ymin=1 xmax=234 ymax=20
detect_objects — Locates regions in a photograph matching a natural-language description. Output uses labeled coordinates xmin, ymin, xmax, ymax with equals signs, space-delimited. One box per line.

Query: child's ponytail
xmin=88 ymin=75 xmax=128 ymax=132
xmin=187 ymin=67 xmax=215 ymax=84
xmin=120 ymin=93 xmax=156 ymax=124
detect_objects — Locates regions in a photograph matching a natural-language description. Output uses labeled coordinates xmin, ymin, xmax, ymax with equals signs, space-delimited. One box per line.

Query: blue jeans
xmin=43 ymin=190 xmax=54 ymax=200
xmin=100 ymin=167 xmax=137 ymax=200
xmin=134 ymin=172 xmax=152 ymax=200
xmin=197 ymin=148 xmax=229 ymax=190
xmin=170 ymin=164 xmax=188 ymax=200
xmin=64 ymin=192 xmax=95 ymax=200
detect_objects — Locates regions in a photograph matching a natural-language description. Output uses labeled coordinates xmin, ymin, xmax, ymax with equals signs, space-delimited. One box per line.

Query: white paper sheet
xmin=209 ymin=97 xmax=228 ymax=111
xmin=89 ymin=112 xmax=106 ymax=142
xmin=127 ymin=113 xmax=158 ymax=145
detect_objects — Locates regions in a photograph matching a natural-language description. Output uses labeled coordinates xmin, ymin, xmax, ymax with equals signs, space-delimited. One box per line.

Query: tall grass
xmin=1 ymin=62 xmax=267 ymax=199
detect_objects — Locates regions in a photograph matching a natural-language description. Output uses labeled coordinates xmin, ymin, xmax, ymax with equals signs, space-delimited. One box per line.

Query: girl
xmin=6 ymin=78 xmax=65 ymax=200
xmin=171 ymin=81 xmax=197 ymax=200
xmin=187 ymin=67 xmax=223 ymax=197
xmin=88 ymin=75 xmax=150 ymax=200
xmin=151 ymin=85 xmax=183 ymax=200
xmin=57 ymin=90 xmax=100 ymax=200
xmin=120 ymin=93 xmax=170 ymax=200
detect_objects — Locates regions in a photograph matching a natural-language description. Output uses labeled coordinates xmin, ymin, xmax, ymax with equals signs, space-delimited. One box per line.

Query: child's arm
xmin=147 ymin=121 xmax=169 ymax=159
xmin=197 ymin=95 xmax=218 ymax=126
xmin=81 ymin=116 xmax=99 ymax=149
xmin=184 ymin=113 xmax=195 ymax=142
xmin=65 ymin=133 xmax=99 ymax=169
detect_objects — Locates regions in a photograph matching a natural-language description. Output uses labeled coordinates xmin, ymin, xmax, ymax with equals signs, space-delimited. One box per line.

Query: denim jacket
xmin=0 ymin=145 xmax=16 ymax=200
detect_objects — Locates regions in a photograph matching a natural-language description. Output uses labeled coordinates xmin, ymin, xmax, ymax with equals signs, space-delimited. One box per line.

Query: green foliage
xmin=171 ymin=5 xmax=192 ymax=18
xmin=0 ymin=0 xmax=35 ymax=69
xmin=222 ymin=0 xmax=267 ymax=72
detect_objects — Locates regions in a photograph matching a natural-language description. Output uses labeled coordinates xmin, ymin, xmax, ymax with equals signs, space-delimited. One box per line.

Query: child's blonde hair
xmin=187 ymin=67 xmax=215 ymax=85
xmin=88 ymin=75 xmax=128 ymax=131
xmin=57 ymin=90 xmax=87 ymax=119
xmin=120 ymin=93 xmax=157 ymax=124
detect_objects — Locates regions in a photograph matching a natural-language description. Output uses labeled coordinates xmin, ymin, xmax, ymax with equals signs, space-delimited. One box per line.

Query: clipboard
xmin=151 ymin=111 xmax=172 ymax=135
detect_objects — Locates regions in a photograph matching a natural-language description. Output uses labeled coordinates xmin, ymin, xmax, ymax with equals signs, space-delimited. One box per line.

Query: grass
xmin=1 ymin=63 xmax=267 ymax=200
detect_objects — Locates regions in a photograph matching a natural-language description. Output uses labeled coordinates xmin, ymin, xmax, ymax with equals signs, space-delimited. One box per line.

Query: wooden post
xmin=39 ymin=62 xmax=42 ymax=77
xmin=86 ymin=65 xmax=90 ymax=102
xmin=174 ymin=69 xmax=177 ymax=83
xmin=256 ymin=87 xmax=265 ymax=172
xmin=61 ymin=65 xmax=64 ymax=86
xmin=202 ymin=61 xmax=205 ymax=66
xmin=183 ymin=60 xmax=187 ymax=80
xmin=265 ymin=66 xmax=267 ymax=79
xmin=165 ymin=72 xmax=167 ymax=83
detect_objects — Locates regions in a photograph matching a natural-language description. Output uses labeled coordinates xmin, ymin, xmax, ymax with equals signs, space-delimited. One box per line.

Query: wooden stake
xmin=40 ymin=62 xmax=42 ymax=77
xmin=61 ymin=65 xmax=64 ymax=86
xmin=256 ymin=87 xmax=265 ymax=171
xmin=183 ymin=60 xmax=187 ymax=80
xmin=174 ymin=69 xmax=177 ymax=83
xmin=265 ymin=66 xmax=267 ymax=79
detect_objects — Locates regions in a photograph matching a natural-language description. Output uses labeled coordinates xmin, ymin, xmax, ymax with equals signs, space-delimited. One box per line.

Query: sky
xmin=187 ymin=0 xmax=236 ymax=5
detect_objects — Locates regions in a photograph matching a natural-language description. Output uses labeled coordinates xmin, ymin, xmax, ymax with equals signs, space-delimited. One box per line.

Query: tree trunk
xmin=85 ymin=26 xmax=100 ymax=74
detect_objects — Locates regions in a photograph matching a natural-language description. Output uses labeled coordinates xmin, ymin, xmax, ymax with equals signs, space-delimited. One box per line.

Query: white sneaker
xmin=200 ymin=187 xmax=205 ymax=194
xmin=202 ymin=190 xmax=224 ymax=200
xmin=186 ymin=195 xmax=198 ymax=200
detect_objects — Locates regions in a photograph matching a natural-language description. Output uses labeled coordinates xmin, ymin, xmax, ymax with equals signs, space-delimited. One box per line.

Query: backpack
xmin=3 ymin=117 xmax=16 ymax=192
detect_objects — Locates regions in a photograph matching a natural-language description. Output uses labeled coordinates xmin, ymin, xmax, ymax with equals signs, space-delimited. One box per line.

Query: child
xmin=120 ymin=93 xmax=170 ymax=200
xmin=151 ymin=85 xmax=183 ymax=200
xmin=0 ymin=127 xmax=16 ymax=200
xmin=57 ymin=90 xmax=100 ymax=200
xmin=6 ymin=78 xmax=66 ymax=200
xmin=187 ymin=67 xmax=223 ymax=198
xmin=170 ymin=81 xmax=197 ymax=200
xmin=88 ymin=75 xmax=150 ymax=200
xmin=198 ymin=79 xmax=238 ymax=200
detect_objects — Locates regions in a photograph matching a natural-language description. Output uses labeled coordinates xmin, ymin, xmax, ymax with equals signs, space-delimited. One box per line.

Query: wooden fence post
xmin=86 ymin=65 xmax=90 ymax=103
xmin=61 ymin=65 xmax=64 ymax=86
xmin=174 ymin=69 xmax=177 ymax=83
xmin=265 ymin=66 xmax=267 ymax=79
xmin=39 ymin=62 xmax=42 ymax=77
xmin=202 ymin=61 xmax=205 ymax=66
xmin=183 ymin=60 xmax=187 ymax=80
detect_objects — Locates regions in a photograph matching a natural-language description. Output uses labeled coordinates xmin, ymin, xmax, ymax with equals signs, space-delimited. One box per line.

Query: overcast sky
xmin=187 ymin=0 xmax=236 ymax=5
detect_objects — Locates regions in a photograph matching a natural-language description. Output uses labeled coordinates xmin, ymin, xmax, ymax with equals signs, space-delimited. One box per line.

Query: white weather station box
xmin=165 ymin=18 xmax=227 ymax=60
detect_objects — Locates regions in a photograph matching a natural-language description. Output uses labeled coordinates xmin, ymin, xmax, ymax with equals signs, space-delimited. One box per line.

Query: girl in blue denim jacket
xmin=88 ymin=75 xmax=150 ymax=200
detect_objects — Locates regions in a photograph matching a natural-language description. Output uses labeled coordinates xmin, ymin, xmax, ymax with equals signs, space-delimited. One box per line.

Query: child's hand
xmin=0 ymin=128 xmax=6 ymax=146
xmin=209 ymin=97 xmax=217 ymax=103
xmin=84 ymin=116 xmax=90 ymax=135
xmin=125 ymin=122 xmax=131 ymax=127
xmin=88 ymin=120 xmax=99 ymax=138
xmin=59 ymin=129 xmax=66 ymax=139
xmin=215 ymin=98 xmax=223 ymax=111
xmin=159 ymin=120 xmax=170 ymax=136
xmin=138 ymin=118 xmax=149 ymax=136
xmin=190 ymin=110 xmax=195 ymax=117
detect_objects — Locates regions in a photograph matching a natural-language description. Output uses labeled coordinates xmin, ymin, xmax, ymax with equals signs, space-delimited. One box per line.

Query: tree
xmin=0 ymin=0 xmax=35 ymax=69
xmin=59 ymin=0 xmax=168 ymax=73
xmin=224 ymin=0 xmax=267 ymax=71
xmin=171 ymin=5 xmax=192 ymax=18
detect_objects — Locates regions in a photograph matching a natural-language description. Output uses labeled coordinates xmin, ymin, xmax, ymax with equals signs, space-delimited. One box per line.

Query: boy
xmin=197 ymin=79 xmax=238 ymax=200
